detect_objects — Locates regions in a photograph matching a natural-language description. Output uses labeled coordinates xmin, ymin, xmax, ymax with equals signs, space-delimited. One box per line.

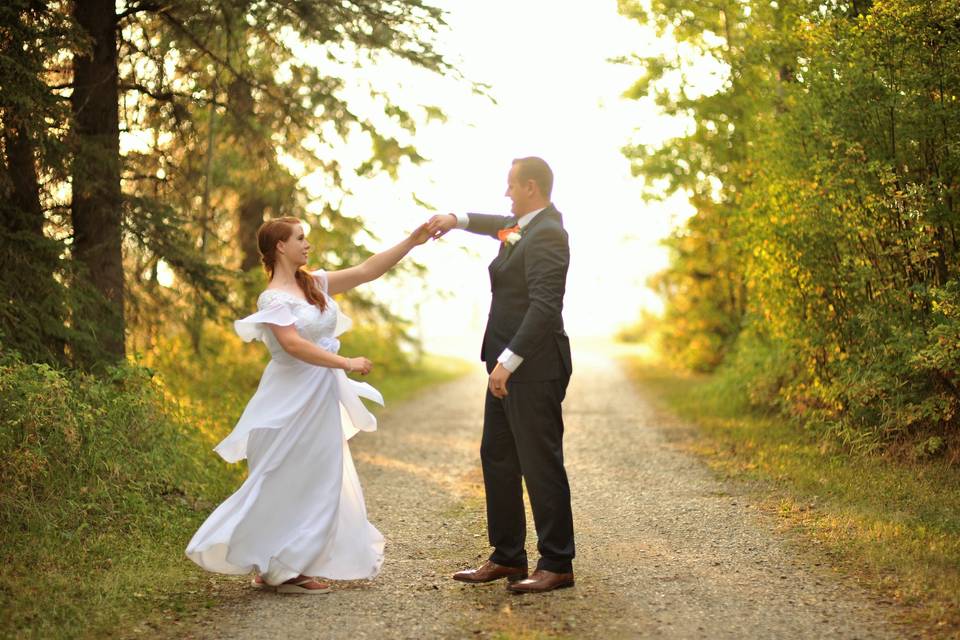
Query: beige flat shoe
xmin=250 ymin=575 xmax=271 ymax=590
xmin=276 ymin=576 xmax=332 ymax=595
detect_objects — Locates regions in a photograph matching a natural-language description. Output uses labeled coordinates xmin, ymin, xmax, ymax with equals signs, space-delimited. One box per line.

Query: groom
xmin=427 ymin=157 xmax=575 ymax=593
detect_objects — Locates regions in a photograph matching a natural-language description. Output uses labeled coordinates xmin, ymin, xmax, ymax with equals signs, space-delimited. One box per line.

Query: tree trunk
xmin=849 ymin=0 xmax=873 ymax=17
xmin=4 ymin=123 xmax=44 ymax=235
xmin=230 ymin=78 xmax=266 ymax=273
xmin=238 ymin=196 xmax=266 ymax=271
xmin=71 ymin=0 xmax=125 ymax=362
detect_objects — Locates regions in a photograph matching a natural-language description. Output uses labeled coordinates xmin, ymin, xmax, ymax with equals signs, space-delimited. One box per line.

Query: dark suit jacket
xmin=466 ymin=204 xmax=573 ymax=382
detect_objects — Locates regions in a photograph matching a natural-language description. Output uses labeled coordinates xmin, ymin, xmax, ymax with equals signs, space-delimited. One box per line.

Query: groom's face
xmin=504 ymin=164 xmax=534 ymax=216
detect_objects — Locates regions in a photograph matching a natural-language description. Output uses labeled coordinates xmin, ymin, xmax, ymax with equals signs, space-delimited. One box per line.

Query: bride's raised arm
xmin=324 ymin=222 xmax=431 ymax=296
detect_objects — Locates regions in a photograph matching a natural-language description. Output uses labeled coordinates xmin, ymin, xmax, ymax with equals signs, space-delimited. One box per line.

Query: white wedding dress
xmin=185 ymin=270 xmax=385 ymax=586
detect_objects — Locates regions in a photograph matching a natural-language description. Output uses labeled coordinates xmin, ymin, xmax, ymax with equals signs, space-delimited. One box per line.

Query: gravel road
xmin=190 ymin=341 xmax=905 ymax=639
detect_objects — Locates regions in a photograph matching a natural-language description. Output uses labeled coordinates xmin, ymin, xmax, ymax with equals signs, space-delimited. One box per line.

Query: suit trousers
xmin=480 ymin=376 xmax=575 ymax=574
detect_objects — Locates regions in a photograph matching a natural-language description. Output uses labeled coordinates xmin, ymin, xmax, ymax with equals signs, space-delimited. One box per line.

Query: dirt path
xmin=194 ymin=342 xmax=904 ymax=639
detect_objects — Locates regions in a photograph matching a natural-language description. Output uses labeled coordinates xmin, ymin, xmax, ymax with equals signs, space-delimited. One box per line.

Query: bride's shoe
xmin=276 ymin=576 xmax=332 ymax=594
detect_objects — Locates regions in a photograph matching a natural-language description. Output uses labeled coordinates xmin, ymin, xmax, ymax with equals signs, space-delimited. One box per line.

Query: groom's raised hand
xmin=427 ymin=213 xmax=457 ymax=240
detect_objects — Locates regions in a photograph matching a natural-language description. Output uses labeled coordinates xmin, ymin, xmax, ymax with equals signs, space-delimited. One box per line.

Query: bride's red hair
xmin=257 ymin=217 xmax=327 ymax=311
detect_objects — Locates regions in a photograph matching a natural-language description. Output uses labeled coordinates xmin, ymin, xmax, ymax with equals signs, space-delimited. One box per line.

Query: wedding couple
xmin=185 ymin=156 xmax=575 ymax=595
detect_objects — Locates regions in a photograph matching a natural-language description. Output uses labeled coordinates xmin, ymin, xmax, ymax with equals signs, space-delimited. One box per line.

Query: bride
xmin=186 ymin=216 xmax=431 ymax=593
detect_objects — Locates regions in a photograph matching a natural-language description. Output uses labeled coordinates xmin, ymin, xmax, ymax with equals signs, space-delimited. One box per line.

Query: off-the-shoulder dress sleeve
xmin=311 ymin=269 xmax=329 ymax=294
xmin=234 ymin=292 xmax=297 ymax=342
xmin=312 ymin=268 xmax=353 ymax=336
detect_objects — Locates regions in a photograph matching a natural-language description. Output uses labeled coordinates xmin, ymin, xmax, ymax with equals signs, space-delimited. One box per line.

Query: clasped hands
xmin=407 ymin=214 xmax=458 ymax=246
xmin=409 ymin=213 xmax=513 ymax=399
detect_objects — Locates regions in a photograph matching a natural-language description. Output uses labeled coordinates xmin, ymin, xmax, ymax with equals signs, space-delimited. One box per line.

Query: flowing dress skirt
xmin=185 ymin=365 xmax=384 ymax=586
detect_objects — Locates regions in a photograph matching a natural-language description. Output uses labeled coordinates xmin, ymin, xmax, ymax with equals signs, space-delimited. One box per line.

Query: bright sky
xmin=298 ymin=0 xmax=703 ymax=360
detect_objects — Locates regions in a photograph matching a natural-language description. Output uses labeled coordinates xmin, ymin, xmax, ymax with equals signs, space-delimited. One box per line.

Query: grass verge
xmin=623 ymin=358 xmax=960 ymax=639
xmin=0 ymin=356 xmax=242 ymax=639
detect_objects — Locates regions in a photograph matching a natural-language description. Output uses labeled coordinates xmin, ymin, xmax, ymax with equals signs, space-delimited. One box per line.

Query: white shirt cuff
xmin=454 ymin=212 xmax=469 ymax=229
xmin=497 ymin=348 xmax=524 ymax=373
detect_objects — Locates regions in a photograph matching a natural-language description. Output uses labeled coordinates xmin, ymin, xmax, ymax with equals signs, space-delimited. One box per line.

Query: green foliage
xmin=0 ymin=349 xmax=240 ymax=637
xmin=622 ymin=0 xmax=960 ymax=450
xmin=137 ymin=322 xmax=270 ymax=440
xmin=1 ymin=0 xmax=456 ymax=367
xmin=649 ymin=209 xmax=746 ymax=372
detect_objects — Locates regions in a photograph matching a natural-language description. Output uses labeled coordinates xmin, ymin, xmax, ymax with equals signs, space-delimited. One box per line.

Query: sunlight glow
xmin=156 ymin=259 xmax=175 ymax=288
xmin=298 ymin=0 xmax=714 ymax=358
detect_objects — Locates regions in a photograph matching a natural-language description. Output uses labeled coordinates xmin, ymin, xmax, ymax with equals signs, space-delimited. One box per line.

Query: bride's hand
xmin=345 ymin=357 xmax=373 ymax=376
xmin=408 ymin=222 xmax=432 ymax=247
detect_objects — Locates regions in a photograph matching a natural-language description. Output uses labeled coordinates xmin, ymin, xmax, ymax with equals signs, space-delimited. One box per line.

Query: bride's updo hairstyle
xmin=257 ymin=217 xmax=327 ymax=312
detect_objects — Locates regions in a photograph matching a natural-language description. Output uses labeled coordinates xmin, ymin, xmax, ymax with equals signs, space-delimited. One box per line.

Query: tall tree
xmin=71 ymin=0 xmax=124 ymax=361
xmin=0 ymin=1 xmax=80 ymax=364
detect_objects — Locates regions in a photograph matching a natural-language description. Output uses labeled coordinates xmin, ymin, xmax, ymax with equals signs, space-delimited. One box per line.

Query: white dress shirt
xmin=453 ymin=208 xmax=548 ymax=373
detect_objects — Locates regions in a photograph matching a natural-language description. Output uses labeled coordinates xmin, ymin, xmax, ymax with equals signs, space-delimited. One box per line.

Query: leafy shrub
xmin=624 ymin=0 xmax=960 ymax=452
xmin=0 ymin=350 xmax=240 ymax=637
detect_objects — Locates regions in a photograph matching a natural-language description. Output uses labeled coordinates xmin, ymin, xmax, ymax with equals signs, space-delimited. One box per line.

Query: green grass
xmin=623 ymin=358 xmax=960 ymax=638
xmin=2 ymin=332 xmax=469 ymax=639
xmin=371 ymin=353 xmax=472 ymax=407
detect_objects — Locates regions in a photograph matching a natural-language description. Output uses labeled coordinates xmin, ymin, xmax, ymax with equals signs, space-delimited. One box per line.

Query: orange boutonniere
xmin=497 ymin=225 xmax=522 ymax=245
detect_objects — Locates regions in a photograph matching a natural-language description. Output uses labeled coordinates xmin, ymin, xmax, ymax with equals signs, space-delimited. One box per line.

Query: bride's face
xmin=278 ymin=224 xmax=311 ymax=267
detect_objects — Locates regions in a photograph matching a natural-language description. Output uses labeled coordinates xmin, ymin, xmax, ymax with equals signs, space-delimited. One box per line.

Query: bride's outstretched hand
xmin=408 ymin=222 xmax=433 ymax=246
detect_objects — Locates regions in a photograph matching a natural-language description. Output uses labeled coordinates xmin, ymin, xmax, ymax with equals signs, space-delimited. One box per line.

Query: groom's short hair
xmin=512 ymin=156 xmax=553 ymax=198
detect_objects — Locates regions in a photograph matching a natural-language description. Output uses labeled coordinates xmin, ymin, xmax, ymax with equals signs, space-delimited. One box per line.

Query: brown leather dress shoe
xmin=506 ymin=569 xmax=575 ymax=593
xmin=452 ymin=560 xmax=528 ymax=583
